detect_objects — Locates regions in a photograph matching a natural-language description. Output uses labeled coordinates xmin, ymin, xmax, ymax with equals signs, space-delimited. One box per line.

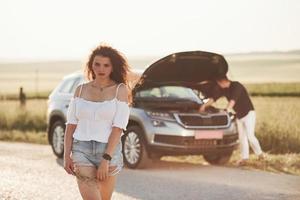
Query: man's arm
xmin=225 ymin=99 xmax=236 ymax=112
xmin=199 ymin=98 xmax=215 ymax=112
xmin=198 ymin=84 xmax=221 ymax=112
xmin=225 ymin=82 xmax=244 ymax=112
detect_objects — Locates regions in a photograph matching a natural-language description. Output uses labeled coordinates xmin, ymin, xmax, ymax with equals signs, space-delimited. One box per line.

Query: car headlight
xmin=145 ymin=111 xmax=175 ymax=121
xmin=228 ymin=112 xmax=236 ymax=120
xmin=151 ymin=120 xmax=166 ymax=127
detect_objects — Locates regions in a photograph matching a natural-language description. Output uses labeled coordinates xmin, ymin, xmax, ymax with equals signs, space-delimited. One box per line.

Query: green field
xmin=250 ymin=97 xmax=300 ymax=153
xmin=0 ymin=99 xmax=47 ymax=132
xmin=245 ymin=82 xmax=300 ymax=96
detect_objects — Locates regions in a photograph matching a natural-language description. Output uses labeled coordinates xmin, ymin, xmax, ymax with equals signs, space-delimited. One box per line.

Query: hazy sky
xmin=0 ymin=0 xmax=299 ymax=61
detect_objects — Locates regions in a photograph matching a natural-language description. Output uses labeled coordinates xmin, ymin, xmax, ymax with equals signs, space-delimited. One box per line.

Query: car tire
xmin=50 ymin=120 xmax=65 ymax=158
xmin=203 ymin=151 xmax=233 ymax=165
xmin=122 ymin=125 xmax=151 ymax=169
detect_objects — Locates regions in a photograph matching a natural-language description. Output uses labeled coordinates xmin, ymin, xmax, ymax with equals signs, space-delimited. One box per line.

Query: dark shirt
xmin=211 ymin=81 xmax=254 ymax=119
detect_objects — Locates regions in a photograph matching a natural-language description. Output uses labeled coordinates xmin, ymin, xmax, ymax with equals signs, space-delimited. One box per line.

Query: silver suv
xmin=47 ymin=51 xmax=238 ymax=169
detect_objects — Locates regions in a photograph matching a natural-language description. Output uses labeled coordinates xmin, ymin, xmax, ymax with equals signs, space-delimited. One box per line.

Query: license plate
xmin=194 ymin=130 xmax=223 ymax=139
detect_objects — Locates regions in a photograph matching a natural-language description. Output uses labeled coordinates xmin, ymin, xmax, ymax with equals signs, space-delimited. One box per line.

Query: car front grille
xmin=154 ymin=134 xmax=238 ymax=147
xmin=174 ymin=113 xmax=229 ymax=128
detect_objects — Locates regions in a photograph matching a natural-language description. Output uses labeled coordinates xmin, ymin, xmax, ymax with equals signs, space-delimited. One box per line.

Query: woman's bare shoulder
xmin=116 ymin=83 xmax=129 ymax=102
xmin=73 ymin=82 xmax=90 ymax=97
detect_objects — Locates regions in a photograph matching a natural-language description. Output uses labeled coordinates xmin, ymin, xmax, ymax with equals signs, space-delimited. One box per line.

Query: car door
xmin=57 ymin=77 xmax=82 ymax=117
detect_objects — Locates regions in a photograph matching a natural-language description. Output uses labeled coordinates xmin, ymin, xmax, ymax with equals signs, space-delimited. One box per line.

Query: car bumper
xmin=148 ymin=134 xmax=239 ymax=156
xmin=149 ymin=142 xmax=238 ymax=155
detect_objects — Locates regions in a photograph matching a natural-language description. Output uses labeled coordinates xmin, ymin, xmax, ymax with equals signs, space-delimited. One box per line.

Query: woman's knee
xmin=98 ymin=175 xmax=116 ymax=200
xmin=75 ymin=166 xmax=98 ymax=185
xmin=75 ymin=167 xmax=101 ymax=200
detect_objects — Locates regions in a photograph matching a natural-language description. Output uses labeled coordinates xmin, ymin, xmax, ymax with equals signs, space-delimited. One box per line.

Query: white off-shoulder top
xmin=66 ymin=83 xmax=130 ymax=143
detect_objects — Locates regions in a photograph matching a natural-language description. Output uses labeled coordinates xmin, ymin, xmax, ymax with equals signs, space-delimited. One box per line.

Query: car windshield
xmin=136 ymin=86 xmax=200 ymax=101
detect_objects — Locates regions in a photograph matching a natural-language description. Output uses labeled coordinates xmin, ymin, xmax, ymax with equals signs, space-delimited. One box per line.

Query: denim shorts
xmin=71 ymin=138 xmax=123 ymax=176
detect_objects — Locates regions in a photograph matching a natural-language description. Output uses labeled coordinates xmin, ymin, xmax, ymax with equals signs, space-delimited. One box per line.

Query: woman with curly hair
xmin=63 ymin=44 xmax=130 ymax=200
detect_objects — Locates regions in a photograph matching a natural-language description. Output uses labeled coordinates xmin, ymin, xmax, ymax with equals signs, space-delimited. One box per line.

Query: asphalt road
xmin=0 ymin=141 xmax=299 ymax=200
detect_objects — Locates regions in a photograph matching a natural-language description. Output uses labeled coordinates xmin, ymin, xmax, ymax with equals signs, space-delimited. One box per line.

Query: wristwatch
xmin=102 ymin=153 xmax=112 ymax=161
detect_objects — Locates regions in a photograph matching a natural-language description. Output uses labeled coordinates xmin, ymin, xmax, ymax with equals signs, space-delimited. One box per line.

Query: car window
xmin=70 ymin=78 xmax=81 ymax=94
xmin=137 ymin=86 xmax=199 ymax=100
xmin=138 ymin=87 xmax=161 ymax=97
xmin=162 ymin=86 xmax=199 ymax=99
xmin=59 ymin=78 xmax=77 ymax=94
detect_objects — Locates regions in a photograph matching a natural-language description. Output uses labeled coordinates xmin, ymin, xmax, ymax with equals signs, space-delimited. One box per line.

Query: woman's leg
xmin=243 ymin=111 xmax=263 ymax=156
xmin=74 ymin=165 xmax=102 ymax=200
xmin=97 ymin=166 xmax=118 ymax=200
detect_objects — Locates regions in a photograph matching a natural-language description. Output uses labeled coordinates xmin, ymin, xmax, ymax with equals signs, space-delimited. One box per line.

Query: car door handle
xmin=65 ymin=105 xmax=69 ymax=108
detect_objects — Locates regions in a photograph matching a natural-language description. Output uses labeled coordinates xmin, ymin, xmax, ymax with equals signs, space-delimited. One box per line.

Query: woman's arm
xmin=97 ymin=84 xmax=129 ymax=181
xmin=104 ymin=127 xmax=123 ymax=158
xmin=105 ymin=84 xmax=129 ymax=156
xmin=63 ymin=85 xmax=81 ymax=175
xmin=64 ymin=124 xmax=77 ymax=175
xmin=64 ymin=124 xmax=77 ymax=158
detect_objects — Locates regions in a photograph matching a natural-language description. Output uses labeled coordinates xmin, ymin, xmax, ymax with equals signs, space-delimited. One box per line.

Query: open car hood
xmin=133 ymin=51 xmax=228 ymax=93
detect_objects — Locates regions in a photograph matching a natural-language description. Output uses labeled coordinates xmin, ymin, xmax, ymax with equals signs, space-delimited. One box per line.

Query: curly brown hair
xmin=85 ymin=44 xmax=130 ymax=85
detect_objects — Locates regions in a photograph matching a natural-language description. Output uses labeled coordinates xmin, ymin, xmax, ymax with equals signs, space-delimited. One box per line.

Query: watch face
xmin=103 ymin=153 xmax=112 ymax=161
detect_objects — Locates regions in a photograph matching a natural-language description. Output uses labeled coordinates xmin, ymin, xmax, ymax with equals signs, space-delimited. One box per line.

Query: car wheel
xmin=50 ymin=120 xmax=65 ymax=158
xmin=203 ymin=151 xmax=233 ymax=165
xmin=122 ymin=126 xmax=151 ymax=169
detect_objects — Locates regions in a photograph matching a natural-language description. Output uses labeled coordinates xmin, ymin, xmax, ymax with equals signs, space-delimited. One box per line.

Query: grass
xmin=253 ymin=97 xmax=300 ymax=153
xmin=213 ymin=96 xmax=300 ymax=154
xmin=0 ymin=99 xmax=47 ymax=132
xmin=0 ymin=90 xmax=52 ymax=100
xmin=0 ymin=130 xmax=48 ymax=144
xmin=245 ymin=82 xmax=300 ymax=97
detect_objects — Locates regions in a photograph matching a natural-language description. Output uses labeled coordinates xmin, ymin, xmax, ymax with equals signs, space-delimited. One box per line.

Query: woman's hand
xmin=64 ymin=154 xmax=75 ymax=175
xmin=97 ymin=160 xmax=109 ymax=181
